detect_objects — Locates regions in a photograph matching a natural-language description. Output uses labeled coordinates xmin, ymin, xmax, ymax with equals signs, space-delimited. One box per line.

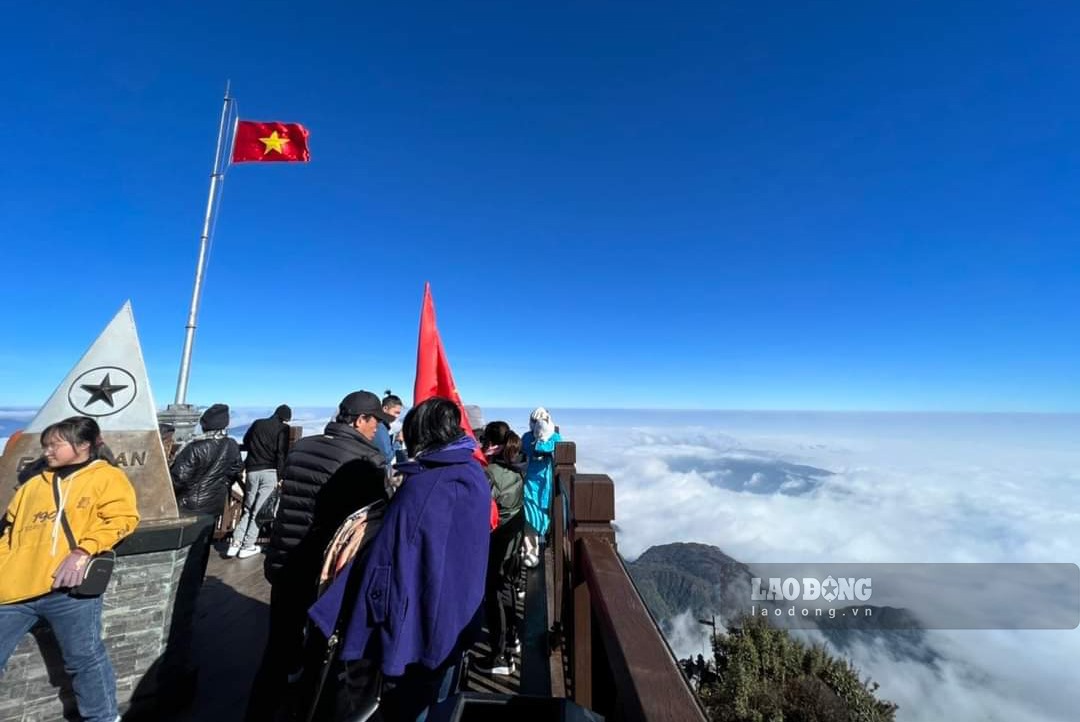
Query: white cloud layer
xmin=558 ymin=410 xmax=1080 ymax=722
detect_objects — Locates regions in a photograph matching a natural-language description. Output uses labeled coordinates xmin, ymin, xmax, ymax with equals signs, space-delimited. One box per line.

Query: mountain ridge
xmin=625 ymin=541 xmax=943 ymax=667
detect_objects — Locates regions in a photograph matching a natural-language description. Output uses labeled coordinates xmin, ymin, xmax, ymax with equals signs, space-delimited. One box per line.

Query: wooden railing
xmin=542 ymin=441 xmax=708 ymax=721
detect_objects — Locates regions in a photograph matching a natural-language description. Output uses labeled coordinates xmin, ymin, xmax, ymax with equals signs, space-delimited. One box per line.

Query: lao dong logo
xmin=751 ymin=576 xmax=872 ymax=603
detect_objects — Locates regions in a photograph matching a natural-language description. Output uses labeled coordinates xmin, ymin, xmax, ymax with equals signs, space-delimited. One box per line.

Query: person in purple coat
xmin=308 ymin=397 xmax=491 ymax=721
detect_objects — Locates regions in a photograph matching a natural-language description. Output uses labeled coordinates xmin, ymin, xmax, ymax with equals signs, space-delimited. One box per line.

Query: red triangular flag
xmin=413 ymin=282 xmax=486 ymax=467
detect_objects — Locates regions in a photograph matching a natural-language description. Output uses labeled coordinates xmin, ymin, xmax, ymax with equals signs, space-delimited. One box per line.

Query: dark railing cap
xmin=572 ymin=473 xmax=615 ymax=525
xmin=555 ymin=440 xmax=576 ymax=466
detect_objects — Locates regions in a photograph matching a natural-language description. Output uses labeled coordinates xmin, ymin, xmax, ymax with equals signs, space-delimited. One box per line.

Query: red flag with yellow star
xmin=232 ymin=120 xmax=310 ymax=163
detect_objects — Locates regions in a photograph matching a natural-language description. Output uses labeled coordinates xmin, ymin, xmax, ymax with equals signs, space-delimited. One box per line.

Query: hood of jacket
xmin=396 ymin=435 xmax=476 ymax=475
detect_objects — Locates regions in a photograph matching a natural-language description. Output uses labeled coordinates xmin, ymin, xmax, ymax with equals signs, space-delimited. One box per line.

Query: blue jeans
xmin=0 ymin=592 xmax=118 ymax=722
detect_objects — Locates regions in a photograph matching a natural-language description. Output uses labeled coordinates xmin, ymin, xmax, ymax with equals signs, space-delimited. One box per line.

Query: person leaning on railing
xmin=229 ymin=404 xmax=292 ymax=559
xmin=521 ymin=407 xmax=561 ymax=568
xmin=170 ymin=403 xmax=243 ymax=518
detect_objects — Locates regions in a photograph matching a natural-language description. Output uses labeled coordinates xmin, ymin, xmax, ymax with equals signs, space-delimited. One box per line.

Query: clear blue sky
xmin=3 ymin=1 xmax=1078 ymax=411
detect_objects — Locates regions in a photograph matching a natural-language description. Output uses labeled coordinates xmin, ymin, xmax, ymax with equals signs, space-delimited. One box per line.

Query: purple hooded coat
xmin=308 ymin=437 xmax=491 ymax=676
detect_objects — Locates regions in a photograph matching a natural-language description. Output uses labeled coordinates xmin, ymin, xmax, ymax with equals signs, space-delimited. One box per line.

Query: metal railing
xmin=543 ymin=441 xmax=708 ymax=722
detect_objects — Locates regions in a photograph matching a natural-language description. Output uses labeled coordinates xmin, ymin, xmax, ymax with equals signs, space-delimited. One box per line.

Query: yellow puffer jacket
xmin=0 ymin=460 xmax=140 ymax=604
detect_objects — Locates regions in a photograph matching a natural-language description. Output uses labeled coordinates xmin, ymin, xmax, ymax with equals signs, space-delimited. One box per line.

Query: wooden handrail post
xmin=571 ymin=474 xmax=616 ymax=546
xmin=569 ymin=473 xmax=615 ymax=710
xmin=554 ymin=440 xmax=576 ymax=468
xmin=552 ymin=442 xmax=577 ymax=638
xmin=548 ymin=445 xmax=706 ymax=721
xmin=573 ymin=575 xmax=593 ymax=709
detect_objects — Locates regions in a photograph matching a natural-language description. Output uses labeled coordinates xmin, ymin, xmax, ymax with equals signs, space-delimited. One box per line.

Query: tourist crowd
xmin=0 ymin=393 xmax=561 ymax=722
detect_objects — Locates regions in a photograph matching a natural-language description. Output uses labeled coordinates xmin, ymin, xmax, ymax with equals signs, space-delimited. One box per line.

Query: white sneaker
xmin=237 ymin=546 xmax=261 ymax=559
xmin=475 ymin=656 xmax=514 ymax=676
xmin=523 ymin=553 xmax=540 ymax=568
xmin=225 ymin=545 xmax=240 ymax=558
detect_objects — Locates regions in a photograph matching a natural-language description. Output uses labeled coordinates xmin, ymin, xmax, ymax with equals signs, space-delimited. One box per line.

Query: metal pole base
xmin=158 ymin=403 xmax=203 ymax=446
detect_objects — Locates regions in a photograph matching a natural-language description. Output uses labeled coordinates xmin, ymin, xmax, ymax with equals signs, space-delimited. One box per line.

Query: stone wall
xmin=0 ymin=526 xmax=209 ymax=721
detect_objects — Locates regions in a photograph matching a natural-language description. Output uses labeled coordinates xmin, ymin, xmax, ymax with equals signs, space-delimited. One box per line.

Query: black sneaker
xmin=474 ymin=655 xmax=514 ymax=676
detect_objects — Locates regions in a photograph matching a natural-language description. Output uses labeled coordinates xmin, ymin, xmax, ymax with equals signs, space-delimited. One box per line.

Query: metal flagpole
xmin=174 ymin=81 xmax=233 ymax=405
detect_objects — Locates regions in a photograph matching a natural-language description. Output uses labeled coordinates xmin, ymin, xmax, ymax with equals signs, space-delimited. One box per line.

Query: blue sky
xmin=3 ymin=1 xmax=1079 ymax=411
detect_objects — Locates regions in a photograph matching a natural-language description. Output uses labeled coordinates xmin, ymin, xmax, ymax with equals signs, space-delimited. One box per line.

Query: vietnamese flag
xmin=413 ymin=283 xmax=487 ymax=466
xmin=232 ymin=120 xmax=310 ymax=163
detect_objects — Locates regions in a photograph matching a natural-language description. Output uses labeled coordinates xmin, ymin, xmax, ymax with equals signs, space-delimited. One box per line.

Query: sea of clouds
xmin=558 ymin=409 xmax=1080 ymax=722
xmin=3 ymin=406 xmax=1078 ymax=721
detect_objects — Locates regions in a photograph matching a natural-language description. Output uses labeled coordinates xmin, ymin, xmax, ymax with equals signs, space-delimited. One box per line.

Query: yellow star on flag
xmin=259 ymin=130 xmax=291 ymax=155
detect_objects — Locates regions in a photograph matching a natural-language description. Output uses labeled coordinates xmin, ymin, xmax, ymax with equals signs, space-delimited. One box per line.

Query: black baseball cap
xmin=339 ymin=390 xmax=393 ymax=423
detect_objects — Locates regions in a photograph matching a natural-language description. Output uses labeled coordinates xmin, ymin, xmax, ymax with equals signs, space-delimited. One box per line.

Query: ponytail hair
xmin=96 ymin=440 xmax=118 ymax=466
xmin=39 ymin=416 xmax=116 ymax=466
xmin=482 ymin=421 xmax=511 ymax=450
xmin=481 ymin=422 xmax=521 ymax=464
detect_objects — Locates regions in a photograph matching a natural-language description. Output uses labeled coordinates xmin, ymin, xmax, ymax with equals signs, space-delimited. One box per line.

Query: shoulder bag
xmin=52 ymin=475 xmax=116 ymax=597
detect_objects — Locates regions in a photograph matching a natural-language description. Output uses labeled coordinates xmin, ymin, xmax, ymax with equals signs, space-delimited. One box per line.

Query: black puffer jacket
xmin=170 ymin=435 xmax=243 ymax=515
xmin=264 ymin=422 xmax=386 ymax=584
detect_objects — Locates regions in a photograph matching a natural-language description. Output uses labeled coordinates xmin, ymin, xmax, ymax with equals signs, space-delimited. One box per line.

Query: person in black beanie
xmin=170 ymin=403 xmax=243 ymax=517
xmin=229 ymin=404 xmax=293 ymax=558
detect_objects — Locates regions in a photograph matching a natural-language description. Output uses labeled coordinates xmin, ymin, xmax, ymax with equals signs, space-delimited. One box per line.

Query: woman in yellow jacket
xmin=0 ymin=416 xmax=139 ymax=722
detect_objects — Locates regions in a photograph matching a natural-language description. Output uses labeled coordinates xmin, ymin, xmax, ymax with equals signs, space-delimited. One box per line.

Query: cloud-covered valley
xmin=556 ymin=410 xmax=1080 ymax=722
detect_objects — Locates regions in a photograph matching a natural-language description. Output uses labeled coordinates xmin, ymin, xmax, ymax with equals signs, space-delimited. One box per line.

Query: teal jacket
xmin=522 ymin=430 xmax=560 ymax=536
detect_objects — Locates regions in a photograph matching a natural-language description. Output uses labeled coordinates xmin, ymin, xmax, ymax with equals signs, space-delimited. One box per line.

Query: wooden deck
xmin=162 ymin=540 xmax=523 ymax=720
